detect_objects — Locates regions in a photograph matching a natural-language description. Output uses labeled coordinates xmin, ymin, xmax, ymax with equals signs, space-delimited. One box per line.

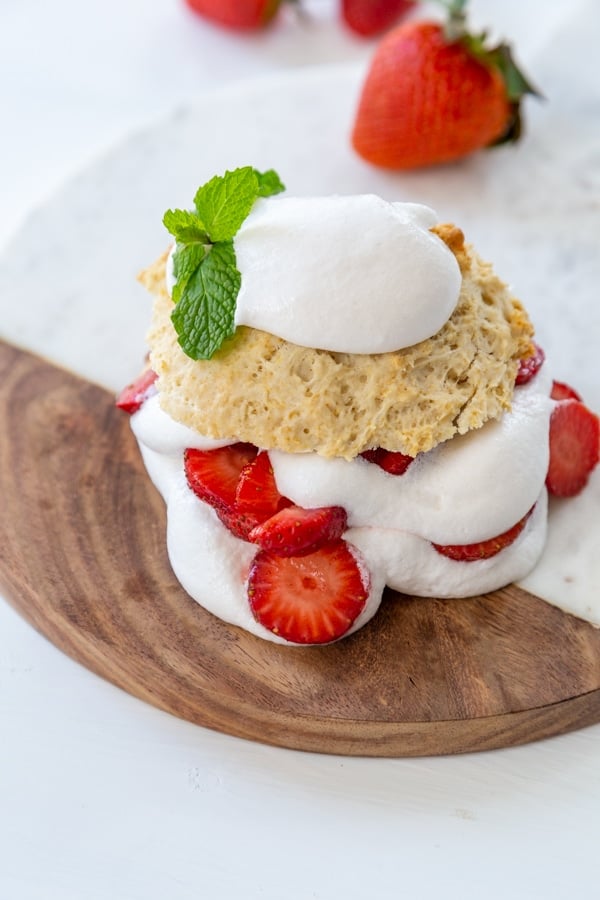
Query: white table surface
xmin=1 ymin=1 xmax=599 ymax=898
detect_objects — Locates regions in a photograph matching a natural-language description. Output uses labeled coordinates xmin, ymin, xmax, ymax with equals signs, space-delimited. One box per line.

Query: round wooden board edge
xmin=3 ymin=574 xmax=600 ymax=758
xmin=2 ymin=338 xmax=600 ymax=758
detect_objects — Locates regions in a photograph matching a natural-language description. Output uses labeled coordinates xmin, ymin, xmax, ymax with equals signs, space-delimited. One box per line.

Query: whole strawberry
xmin=352 ymin=0 xmax=539 ymax=169
xmin=342 ymin=0 xmax=415 ymax=38
xmin=184 ymin=0 xmax=281 ymax=30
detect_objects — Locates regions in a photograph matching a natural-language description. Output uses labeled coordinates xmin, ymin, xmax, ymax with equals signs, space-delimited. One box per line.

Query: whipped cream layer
xmin=131 ymin=369 xmax=552 ymax=645
xmin=270 ymin=371 xmax=554 ymax=545
xmin=167 ymin=195 xmax=461 ymax=354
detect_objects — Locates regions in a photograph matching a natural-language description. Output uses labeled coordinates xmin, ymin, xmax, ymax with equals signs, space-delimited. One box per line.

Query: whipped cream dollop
xmin=167 ymin=195 xmax=461 ymax=355
xmin=131 ymin=370 xmax=553 ymax=645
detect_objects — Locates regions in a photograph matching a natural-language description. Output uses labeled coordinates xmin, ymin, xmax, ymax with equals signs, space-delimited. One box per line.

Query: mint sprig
xmin=163 ymin=166 xmax=285 ymax=360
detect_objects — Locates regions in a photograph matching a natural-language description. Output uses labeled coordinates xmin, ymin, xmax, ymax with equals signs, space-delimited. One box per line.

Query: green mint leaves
xmin=170 ymin=242 xmax=240 ymax=363
xmin=163 ymin=166 xmax=285 ymax=360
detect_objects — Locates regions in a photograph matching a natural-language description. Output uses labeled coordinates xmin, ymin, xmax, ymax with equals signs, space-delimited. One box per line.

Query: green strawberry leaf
xmin=434 ymin=0 xmax=542 ymax=114
xmin=171 ymin=241 xmax=241 ymax=360
xmin=489 ymin=42 xmax=543 ymax=101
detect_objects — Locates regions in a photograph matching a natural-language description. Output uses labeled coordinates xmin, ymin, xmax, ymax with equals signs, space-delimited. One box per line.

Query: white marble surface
xmin=1 ymin=1 xmax=600 ymax=898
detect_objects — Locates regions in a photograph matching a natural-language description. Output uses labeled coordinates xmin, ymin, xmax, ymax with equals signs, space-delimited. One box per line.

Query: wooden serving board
xmin=2 ymin=339 xmax=600 ymax=757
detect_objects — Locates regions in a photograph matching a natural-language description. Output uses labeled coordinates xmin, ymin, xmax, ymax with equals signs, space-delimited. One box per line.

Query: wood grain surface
xmin=1 ymin=338 xmax=600 ymax=756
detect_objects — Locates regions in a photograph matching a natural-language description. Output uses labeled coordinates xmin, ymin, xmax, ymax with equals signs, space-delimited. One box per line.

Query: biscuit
xmin=141 ymin=225 xmax=534 ymax=459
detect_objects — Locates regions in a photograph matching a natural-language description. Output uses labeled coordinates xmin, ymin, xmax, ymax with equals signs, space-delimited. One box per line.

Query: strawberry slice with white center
xmin=247 ymin=540 xmax=369 ymax=645
xmin=546 ymin=400 xmax=599 ymax=497
xmin=432 ymin=507 xmax=534 ymax=562
xmin=249 ymin=505 xmax=347 ymax=557
xmin=115 ymin=369 xmax=157 ymax=414
xmin=184 ymin=443 xmax=258 ymax=512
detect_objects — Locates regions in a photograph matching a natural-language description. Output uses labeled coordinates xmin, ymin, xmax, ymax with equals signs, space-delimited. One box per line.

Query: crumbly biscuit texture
xmin=141 ymin=225 xmax=534 ymax=459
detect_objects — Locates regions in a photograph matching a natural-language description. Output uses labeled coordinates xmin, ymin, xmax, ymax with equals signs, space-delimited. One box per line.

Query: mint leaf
xmin=171 ymin=242 xmax=240 ymax=360
xmin=192 ymin=167 xmax=286 ymax=241
xmin=163 ymin=208 xmax=209 ymax=243
xmin=164 ymin=166 xmax=285 ymax=360
xmin=193 ymin=167 xmax=259 ymax=242
xmin=256 ymin=169 xmax=286 ymax=198
xmin=172 ymin=242 xmax=209 ymax=291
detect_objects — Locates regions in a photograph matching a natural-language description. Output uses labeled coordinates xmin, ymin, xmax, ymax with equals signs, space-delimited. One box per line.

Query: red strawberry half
xmin=516 ymin=343 xmax=545 ymax=385
xmin=551 ymin=380 xmax=582 ymax=402
xmin=115 ymin=369 xmax=157 ymax=414
xmin=249 ymin=505 xmax=347 ymax=557
xmin=247 ymin=540 xmax=369 ymax=644
xmin=361 ymin=447 xmax=414 ymax=475
xmin=184 ymin=443 xmax=258 ymax=512
xmin=432 ymin=507 xmax=534 ymax=562
xmin=546 ymin=400 xmax=599 ymax=497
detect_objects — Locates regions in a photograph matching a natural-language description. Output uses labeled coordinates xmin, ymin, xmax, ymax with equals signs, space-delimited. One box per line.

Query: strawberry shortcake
xmin=118 ymin=167 xmax=599 ymax=645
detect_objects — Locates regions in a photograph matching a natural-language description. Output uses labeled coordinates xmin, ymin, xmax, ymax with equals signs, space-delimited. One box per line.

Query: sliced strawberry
xmin=215 ymin=505 xmax=267 ymax=542
xmin=185 ymin=446 xmax=292 ymax=542
xmin=247 ymin=540 xmax=369 ymax=644
xmin=546 ymin=400 xmax=599 ymax=497
xmin=236 ymin=451 xmax=291 ymax=518
xmin=515 ymin=343 xmax=545 ymax=385
xmin=115 ymin=369 xmax=157 ymax=414
xmin=184 ymin=443 xmax=258 ymax=512
xmin=432 ymin=507 xmax=533 ymax=562
xmin=249 ymin=505 xmax=348 ymax=557
xmin=361 ymin=447 xmax=414 ymax=475
xmin=551 ymin=380 xmax=582 ymax=402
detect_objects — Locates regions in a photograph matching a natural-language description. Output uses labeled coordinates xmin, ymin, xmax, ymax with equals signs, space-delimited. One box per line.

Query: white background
xmin=1 ymin=1 xmax=599 ymax=898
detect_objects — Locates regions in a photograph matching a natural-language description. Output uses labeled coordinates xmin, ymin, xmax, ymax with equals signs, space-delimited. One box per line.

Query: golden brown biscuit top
xmin=140 ymin=225 xmax=533 ymax=459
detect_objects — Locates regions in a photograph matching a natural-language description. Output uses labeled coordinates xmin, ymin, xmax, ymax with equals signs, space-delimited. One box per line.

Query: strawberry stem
xmin=432 ymin=0 xmax=468 ymax=14
xmin=429 ymin=0 xmax=468 ymax=40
